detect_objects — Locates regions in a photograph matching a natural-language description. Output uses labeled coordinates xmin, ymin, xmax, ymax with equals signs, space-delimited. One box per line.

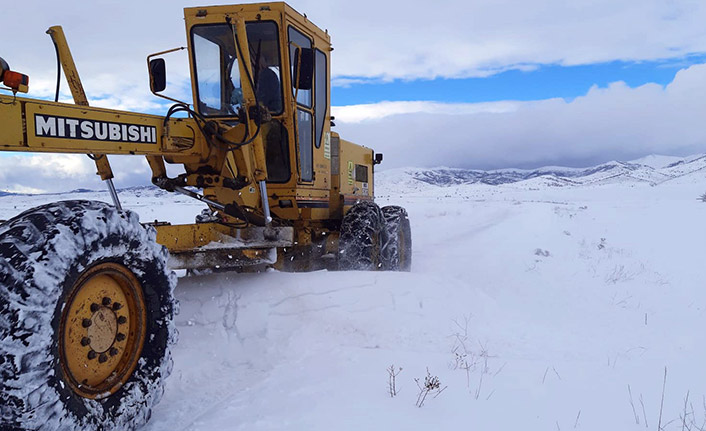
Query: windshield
xmin=192 ymin=22 xmax=283 ymax=117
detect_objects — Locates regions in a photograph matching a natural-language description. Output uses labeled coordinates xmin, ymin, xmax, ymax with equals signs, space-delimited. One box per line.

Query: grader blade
xmin=154 ymin=223 xmax=294 ymax=270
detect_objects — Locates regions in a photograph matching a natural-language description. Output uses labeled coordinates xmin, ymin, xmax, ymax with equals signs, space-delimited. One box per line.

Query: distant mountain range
xmin=2 ymin=155 xmax=704 ymax=197
xmin=0 ymin=185 xmax=171 ymax=198
xmin=378 ymin=154 xmax=706 ymax=188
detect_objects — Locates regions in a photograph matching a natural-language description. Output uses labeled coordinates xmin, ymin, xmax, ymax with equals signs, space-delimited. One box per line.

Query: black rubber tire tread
xmin=0 ymin=200 xmax=177 ymax=431
xmin=381 ymin=206 xmax=412 ymax=271
xmin=338 ymin=201 xmax=384 ymax=271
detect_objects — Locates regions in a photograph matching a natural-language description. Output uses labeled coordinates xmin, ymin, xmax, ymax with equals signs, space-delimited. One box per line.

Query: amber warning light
xmin=0 ymin=57 xmax=29 ymax=94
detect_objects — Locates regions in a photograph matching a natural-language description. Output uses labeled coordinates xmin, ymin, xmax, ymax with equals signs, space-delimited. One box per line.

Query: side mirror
xmin=293 ymin=48 xmax=313 ymax=90
xmin=149 ymin=58 xmax=167 ymax=93
xmin=374 ymin=153 xmax=383 ymax=165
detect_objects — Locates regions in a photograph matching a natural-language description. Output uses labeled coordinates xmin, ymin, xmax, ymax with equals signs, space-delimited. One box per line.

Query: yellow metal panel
xmin=156 ymin=223 xmax=228 ymax=252
xmin=0 ymin=99 xmax=201 ymax=156
xmin=339 ymin=138 xmax=374 ymax=200
xmin=0 ymin=97 xmax=25 ymax=149
xmin=25 ymin=102 xmax=162 ymax=153
xmin=155 ymin=222 xmax=294 ymax=253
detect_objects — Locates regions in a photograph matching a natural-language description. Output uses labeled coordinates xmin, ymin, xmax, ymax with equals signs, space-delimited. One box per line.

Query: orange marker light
xmin=3 ymin=70 xmax=29 ymax=93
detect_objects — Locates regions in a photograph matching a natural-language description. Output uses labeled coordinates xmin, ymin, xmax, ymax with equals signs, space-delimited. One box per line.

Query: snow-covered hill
xmin=1 ymin=155 xmax=706 ymax=430
xmin=377 ymin=153 xmax=706 ymax=189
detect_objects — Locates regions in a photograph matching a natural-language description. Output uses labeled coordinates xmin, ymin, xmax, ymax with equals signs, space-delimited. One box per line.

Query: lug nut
xmin=102 ymin=297 xmax=112 ymax=306
xmin=90 ymin=303 xmax=100 ymax=313
xmin=109 ymin=347 xmax=119 ymax=357
xmin=98 ymin=353 xmax=108 ymax=363
xmin=80 ymin=337 xmax=91 ymax=347
xmin=87 ymin=350 xmax=97 ymax=360
xmin=82 ymin=318 xmax=92 ymax=328
xmin=116 ymin=333 xmax=126 ymax=342
xmin=117 ymin=316 xmax=127 ymax=325
xmin=112 ymin=302 xmax=123 ymax=311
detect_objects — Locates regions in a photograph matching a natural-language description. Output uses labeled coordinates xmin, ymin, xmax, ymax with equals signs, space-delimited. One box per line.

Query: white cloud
xmin=330 ymin=77 xmax=384 ymax=88
xmin=1 ymin=2 xmax=194 ymax=112
xmin=0 ymin=154 xmax=153 ymax=194
xmin=305 ymin=0 xmax=706 ymax=81
xmin=334 ymin=63 xmax=706 ymax=170
xmin=2 ymin=0 xmax=706 ymax=108
xmin=333 ymin=100 xmax=523 ymax=123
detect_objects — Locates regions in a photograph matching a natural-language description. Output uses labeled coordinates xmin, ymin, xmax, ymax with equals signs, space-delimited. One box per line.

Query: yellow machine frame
xmin=0 ymin=2 xmax=380 ymax=270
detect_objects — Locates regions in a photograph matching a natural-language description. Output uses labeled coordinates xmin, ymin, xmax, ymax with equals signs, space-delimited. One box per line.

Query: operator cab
xmin=183 ymin=3 xmax=331 ymax=196
xmin=189 ymin=19 xmax=293 ymax=183
xmin=148 ymin=3 xmax=335 ymax=220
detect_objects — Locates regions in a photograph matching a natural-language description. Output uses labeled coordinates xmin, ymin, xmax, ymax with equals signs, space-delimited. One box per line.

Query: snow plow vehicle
xmin=0 ymin=3 xmax=411 ymax=430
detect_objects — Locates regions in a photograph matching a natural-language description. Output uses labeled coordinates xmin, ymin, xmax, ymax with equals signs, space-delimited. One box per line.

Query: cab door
xmin=287 ymin=26 xmax=314 ymax=184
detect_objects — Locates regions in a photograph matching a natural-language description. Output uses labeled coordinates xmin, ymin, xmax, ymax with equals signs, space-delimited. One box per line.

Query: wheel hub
xmin=86 ymin=306 xmax=118 ymax=353
xmin=59 ymin=262 xmax=146 ymax=399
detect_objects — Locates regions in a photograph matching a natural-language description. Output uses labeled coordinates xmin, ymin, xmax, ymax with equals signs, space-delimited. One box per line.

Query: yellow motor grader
xmin=0 ymin=3 xmax=411 ymax=430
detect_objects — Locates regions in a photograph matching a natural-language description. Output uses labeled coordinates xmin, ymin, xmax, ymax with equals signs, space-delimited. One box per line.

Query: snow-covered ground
xmin=1 ymin=155 xmax=706 ymax=430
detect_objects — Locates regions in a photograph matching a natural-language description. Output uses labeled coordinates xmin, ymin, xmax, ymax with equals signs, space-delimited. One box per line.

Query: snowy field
xmin=1 ymin=156 xmax=706 ymax=430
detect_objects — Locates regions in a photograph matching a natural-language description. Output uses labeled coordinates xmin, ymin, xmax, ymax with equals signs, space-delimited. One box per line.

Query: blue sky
xmin=332 ymin=56 xmax=706 ymax=105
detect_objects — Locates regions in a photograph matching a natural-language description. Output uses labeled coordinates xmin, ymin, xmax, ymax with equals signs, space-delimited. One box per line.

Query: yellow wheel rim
xmin=59 ymin=262 xmax=147 ymax=399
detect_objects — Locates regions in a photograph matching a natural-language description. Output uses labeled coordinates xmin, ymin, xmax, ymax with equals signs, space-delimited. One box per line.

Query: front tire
xmin=380 ymin=206 xmax=412 ymax=271
xmin=338 ymin=201 xmax=384 ymax=271
xmin=0 ymin=200 xmax=176 ymax=431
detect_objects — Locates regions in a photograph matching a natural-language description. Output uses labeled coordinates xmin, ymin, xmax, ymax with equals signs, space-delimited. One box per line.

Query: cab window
xmin=192 ymin=22 xmax=283 ymax=117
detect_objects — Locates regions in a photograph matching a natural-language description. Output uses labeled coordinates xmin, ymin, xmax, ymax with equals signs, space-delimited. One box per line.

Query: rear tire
xmin=338 ymin=201 xmax=384 ymax=271
xmin=0 ymin=200 xmax=177 ymax=431
xmin=381 ymin=206 xmax=412 ymax=271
